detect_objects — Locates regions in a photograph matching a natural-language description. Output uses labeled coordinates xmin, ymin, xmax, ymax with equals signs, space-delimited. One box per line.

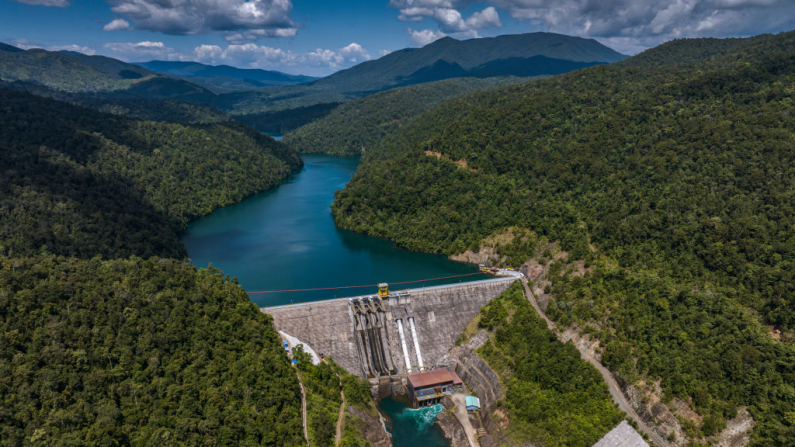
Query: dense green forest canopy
xmin=283 ymin=77 xmax=528 ymax=156
xmin=476 ymin=283 xmax=624 ymax=446
xmin=291 ymin=351 xmax=375 ymax=447
xmin=0 ymin=86 xmax=307 ymax=445
xmin=0 ymin=88 xmax=301 ymax=259
xmin=332 ymin=30 xmax=795 ymax=444
xmin=0 ymin=256 xmax=304 ymax=446
xmin=1 ymin=80 xmax=230 ymax=124
xmin=236 ymin=102 xmax=342 ymax=135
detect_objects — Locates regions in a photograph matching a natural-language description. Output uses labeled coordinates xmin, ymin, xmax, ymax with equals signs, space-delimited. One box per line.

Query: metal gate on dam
xmin=262 ymin=277 xmax=517 ymax=379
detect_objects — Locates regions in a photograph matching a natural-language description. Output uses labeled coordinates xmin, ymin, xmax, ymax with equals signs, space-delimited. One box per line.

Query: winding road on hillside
xmin=520 ymin=281 xmax=668 ymax=447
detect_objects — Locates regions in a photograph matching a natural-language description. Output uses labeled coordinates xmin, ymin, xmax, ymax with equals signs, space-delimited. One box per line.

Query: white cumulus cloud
xmin=408 ymin=28 xmax=448 ymax=46
xmin=103 ymin=41 xmax=187 ymax=61
xmin=107 ymin=0 xmax=298 ymax=41
xmin=186 ymin=42 xmax=372 ymax=75
xmin=392 ymin=1 xmax=502 ymax=35
xmin=103 ymin=18 xmax=131 ymax=31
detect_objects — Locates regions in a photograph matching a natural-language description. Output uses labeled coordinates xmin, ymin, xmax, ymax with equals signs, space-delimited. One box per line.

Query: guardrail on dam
xmin=262 ymin=277 xmax=517 ymax=378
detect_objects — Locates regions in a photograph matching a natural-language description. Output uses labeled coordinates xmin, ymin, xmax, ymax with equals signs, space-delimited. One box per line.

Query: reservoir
xmin=181 ymin=155 xmax=488 ymax=307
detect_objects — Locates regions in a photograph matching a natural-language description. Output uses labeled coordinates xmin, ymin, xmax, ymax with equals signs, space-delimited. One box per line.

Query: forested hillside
xmin=474 ymin=283 xmax=624 ymax=446
xmin=283 ymin=77 xmax=524 ymax=155
xmin=0 ymin=257 xmax=304 ymax=446
xmin=332 ymin=30 xmax=795 ymax=444
xmin=0 ymin=88 xmax=307 ymax=444
xmin=137 ymin=60 xmax=316 ymax=92
xmin=0 ymin=88 xmax=301 ymax=259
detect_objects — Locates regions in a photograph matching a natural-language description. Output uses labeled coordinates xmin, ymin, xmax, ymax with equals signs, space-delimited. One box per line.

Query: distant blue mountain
xmin=136 ymin=61 xmax=316 ymax=90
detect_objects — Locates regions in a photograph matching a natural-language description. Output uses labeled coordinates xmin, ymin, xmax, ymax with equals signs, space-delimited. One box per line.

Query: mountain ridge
xmin=136 ymin=60 xmax=317 ymax=91
xmin=311 ymin=32 xmax=626 ymax=94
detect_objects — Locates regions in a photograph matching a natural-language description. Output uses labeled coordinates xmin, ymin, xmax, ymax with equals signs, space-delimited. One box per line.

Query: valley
xmin=1 ymin=10 xmax=795 ymax=447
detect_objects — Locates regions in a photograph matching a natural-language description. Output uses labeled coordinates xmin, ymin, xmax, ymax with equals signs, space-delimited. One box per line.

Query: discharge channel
xmin=379 ymin=398 xmax=448 ymax=447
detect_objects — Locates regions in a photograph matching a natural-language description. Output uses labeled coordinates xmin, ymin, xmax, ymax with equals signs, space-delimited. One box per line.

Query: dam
xmin=263 ymin=277 xmax=517 ymax=379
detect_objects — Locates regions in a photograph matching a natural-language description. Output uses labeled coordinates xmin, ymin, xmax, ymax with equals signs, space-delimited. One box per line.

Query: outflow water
xmin=181 ymin=155 xmax=489 ymax=307
xmin=379 ymin=398 xmax=448 ymax=447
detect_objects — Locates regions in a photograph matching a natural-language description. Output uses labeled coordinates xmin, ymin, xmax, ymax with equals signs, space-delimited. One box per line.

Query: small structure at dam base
xmin=465 ymin=396 xmax=481 ymax=413
xmin=406 ymin=369 xmax=463 ymax=407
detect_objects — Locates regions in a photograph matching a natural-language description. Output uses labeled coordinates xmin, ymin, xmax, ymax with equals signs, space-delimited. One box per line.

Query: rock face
xmin=716 ymin=407 xmax=754 ymax=447
xmin=347 ymin=405 xmax=392 ymax=447
xmin=434 ymin=330 xmax=512 ymax=446
xmin=264 ymin=278 xmax=516 ymax=378
xmin=437 ymin=397 xmax=470 ymax=447
xmin=435 ymin=330 xmax=502 ymax=409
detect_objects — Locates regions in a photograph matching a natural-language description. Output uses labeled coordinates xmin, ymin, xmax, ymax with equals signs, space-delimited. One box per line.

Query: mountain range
xmin=135 ymin=60 xmax=317 ymax=92
xmin=311 ymin=33 xmax=625 ymax=94
xmin=0 ymin=32 xmax=625 ymax=131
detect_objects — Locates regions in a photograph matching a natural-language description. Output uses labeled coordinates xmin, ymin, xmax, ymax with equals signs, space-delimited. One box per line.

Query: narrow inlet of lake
xmin=181 ymin=155 xmax=489 ymax=307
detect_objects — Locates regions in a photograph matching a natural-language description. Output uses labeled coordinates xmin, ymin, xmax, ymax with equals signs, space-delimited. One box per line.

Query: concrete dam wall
xmin=263 ymin=278 xmax=516 ymax=378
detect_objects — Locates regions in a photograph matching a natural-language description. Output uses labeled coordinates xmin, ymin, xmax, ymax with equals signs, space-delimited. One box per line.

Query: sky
xmin=1 ymin=0 xmax=794 ymax=77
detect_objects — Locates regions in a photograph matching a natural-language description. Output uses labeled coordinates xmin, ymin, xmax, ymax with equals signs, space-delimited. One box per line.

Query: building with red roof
xmin=406 ymin=369 xmax=463 ymax=407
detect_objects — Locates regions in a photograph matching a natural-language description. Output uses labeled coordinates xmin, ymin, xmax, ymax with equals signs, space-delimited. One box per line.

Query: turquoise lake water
xmin=379 ymin=398 xmax=448 ymax=447
xmin=181 ymin=154 xmax=489 ymax=306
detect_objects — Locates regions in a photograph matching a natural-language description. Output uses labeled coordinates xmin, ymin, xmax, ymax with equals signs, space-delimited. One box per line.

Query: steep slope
xmin=332 ymin=30 xmax=795 ymax=445
xmin=0 ymin=45 xmax=147 ymax=92
xmin=0 ymin=43 xmax=217 ymax=104
xmin=0 ymin=88 xmax=301 ymax=259
xmin=0 ymin=88 xmax=307 ymax=445
xmin=473 ymin=282 xmax=625 ymax=446
xmin=0 ymin=257 xmax=305 ymax=446
xmin=283 ymin=77 xmax=525 ymax=155
xmin=1 ymin=79 xmax=229 ymax=124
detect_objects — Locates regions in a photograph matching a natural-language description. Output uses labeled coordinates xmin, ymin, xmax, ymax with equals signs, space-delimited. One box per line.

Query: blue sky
xmin=2 ymin=0 xmax=794 ymax=76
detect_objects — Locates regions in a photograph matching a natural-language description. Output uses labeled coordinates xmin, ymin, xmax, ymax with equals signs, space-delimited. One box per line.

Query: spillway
xmin=265 ymin=277 xmax=517 ymax=378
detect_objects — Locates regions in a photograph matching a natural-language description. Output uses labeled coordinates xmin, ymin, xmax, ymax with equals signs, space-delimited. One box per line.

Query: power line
xmin=246 ymin=272 xmax=484 ymax=294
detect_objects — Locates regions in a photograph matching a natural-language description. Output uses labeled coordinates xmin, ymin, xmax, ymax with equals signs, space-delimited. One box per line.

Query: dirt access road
xmin=521 ymin=281 xmax=668 ymax=447
xmin=335 ymin=385 xmax=346 ymax=445
xmin=450 ymin=393 xmax=479 ymax=447
xmin=298 ymin=378 xmax=309 ymax=446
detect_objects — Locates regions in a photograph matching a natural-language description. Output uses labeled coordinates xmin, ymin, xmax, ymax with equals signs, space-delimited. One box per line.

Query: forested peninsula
xmin=332 ymin=31 xmax=795 ymax=445
xmin=0 ymin=88 xmax=306 ymax=445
